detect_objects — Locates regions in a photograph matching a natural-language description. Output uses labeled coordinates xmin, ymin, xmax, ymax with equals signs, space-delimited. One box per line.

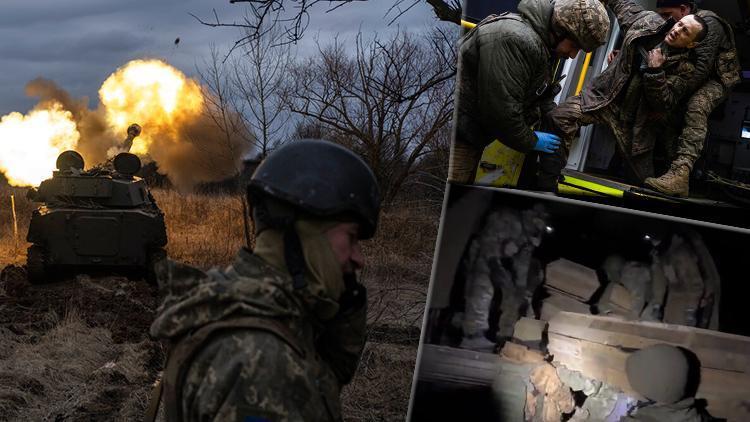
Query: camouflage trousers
xmin=547 ymin=96 xmax=657 ymax=182
xmin=540 ymin=96 xmax=597 ymax=185
xmin=463 ymin=256 xmax=534 ymax=340
xmin=676 ymin=79 xmax=728 ymax=166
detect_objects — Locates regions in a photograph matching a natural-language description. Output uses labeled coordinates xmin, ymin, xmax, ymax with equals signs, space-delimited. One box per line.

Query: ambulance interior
xmin=465 ymin=0 xmax=750 ymax=212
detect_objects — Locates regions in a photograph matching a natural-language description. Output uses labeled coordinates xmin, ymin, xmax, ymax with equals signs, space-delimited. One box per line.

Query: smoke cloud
xmin=22 ymin=71 xmax=253 ymax=189
xmin=25 ymin=78 xmax=118 ymax=166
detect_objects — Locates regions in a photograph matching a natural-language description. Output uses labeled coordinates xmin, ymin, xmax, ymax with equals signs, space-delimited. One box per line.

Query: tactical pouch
xmin=717 ymin=49 xmax=741 ymax=88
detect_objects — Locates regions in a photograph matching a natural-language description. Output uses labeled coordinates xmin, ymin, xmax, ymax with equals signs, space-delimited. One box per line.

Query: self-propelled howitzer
xmin=25 ymin=147 xmax=167 ymax=283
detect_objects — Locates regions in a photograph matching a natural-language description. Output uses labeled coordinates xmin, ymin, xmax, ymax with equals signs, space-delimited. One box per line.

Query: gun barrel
xmin=122 ymin=123 xmax=142 ymax=153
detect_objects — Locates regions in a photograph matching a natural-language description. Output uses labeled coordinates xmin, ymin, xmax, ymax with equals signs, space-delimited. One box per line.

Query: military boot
xmin=644 ymin=158 xmax=692 ymax=198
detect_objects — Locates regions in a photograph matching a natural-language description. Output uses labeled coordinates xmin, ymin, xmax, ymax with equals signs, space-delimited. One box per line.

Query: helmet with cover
xmin=553 ymin=0 xmax=611 ymax=52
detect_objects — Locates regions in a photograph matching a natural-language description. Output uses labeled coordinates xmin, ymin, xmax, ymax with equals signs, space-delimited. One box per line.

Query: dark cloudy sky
xmin=0 ymin=0 xmax=445 ymax=116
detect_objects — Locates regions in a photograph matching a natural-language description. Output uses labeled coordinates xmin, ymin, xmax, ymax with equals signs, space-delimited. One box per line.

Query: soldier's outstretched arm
xmin=180 ymin=330 xmax=335 ymax=422
xmin=477 ymin=35 xmax=540 ymax=153
xmin=600 ymin=0 xmax=647 ymax=34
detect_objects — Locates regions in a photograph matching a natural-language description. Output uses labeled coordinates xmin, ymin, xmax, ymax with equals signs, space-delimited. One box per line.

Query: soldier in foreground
xmin=644 ymin=0 xmax=741 ymax=197
xmin=148 ymin=140 xmax=380 ymax=421
xmin=449 ymin=0 xmax=610 ymax=185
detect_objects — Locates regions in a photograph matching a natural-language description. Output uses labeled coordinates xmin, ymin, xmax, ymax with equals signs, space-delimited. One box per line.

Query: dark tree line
xmin=201 ymin=25 xmax=457 ymax=205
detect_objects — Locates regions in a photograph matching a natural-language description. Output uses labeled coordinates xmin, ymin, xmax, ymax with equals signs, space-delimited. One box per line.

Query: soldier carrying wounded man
xmin=645 ymin=0 xmax=741 ymax=197
xmin=547 ymin=0 xmax=711 ymax=187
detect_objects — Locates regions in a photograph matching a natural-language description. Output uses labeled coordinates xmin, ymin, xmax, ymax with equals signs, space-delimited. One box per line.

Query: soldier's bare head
xmin=664 ymin=14 xmax=708 ymax=49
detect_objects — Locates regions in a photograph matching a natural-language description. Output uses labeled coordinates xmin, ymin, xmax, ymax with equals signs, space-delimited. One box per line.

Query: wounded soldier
xmin=546 ymin=0 xmax=708 ymax=187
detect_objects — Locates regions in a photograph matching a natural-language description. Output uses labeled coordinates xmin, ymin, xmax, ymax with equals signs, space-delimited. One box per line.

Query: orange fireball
xmin=0 ymin=103 xmax=79 ymax=186
xmin=99 ymin=59 xmax=204 ymax=155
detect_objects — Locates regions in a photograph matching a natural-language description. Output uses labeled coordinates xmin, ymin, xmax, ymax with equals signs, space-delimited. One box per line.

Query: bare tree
xmin=190 ymin=0 xmax=461 ymax=54
xmin=198 ymin=46 xmax=255 ymax=245
xmin=407 ymin=118 xmax=452 ymax=202
xmin=231 ymin=26 xmax=293 ymax=158
xmin=284 ymin=28 xmax=456 ymax=205
xmin=198 ymin=45 xmax=254 ymax=175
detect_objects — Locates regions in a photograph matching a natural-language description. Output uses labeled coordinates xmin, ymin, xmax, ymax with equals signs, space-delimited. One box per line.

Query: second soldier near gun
xmin=449 ymin=0 xmax=610 ymax=187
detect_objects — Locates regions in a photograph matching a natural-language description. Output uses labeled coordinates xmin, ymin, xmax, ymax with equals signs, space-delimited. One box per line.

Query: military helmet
xmin=553 ymin=0 xmax=611 ymax=52
xmin=626 ymin=344 xmax=690 ymax=404
xmin=248 ymin=139 xmax=381 ymax=239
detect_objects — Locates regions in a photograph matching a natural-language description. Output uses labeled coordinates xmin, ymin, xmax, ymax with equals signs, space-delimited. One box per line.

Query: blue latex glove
xmin=533 ymin=131 xmax=561 ymax=153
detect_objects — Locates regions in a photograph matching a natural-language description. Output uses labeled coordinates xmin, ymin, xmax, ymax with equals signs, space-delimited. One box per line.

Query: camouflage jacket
xmin=581 ymin=0 xmax=674 ymax=113
xmin=453 ymin=0 xmax=561 ymax=153
xmin=578 ymin=0 xmax=698 ymax=156
xmin=150 ymin=249 xmax=366 ymax=422
xmin=630 ymin=47 xmax=696 ymax=155
xmin=691 ymin=10 xmax=741 ymax=91
xmin=620 ymin=398 xmax=710 ymax=422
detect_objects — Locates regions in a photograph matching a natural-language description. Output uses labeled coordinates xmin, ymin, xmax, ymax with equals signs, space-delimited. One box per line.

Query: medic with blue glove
xmin=533 ymin=131 xmax=562 ymax=154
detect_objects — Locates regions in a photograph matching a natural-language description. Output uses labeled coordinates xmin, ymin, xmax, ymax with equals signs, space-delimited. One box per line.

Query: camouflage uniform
xmin=660 ymin=231 xmax=720 ymax=329
xmin=599 ymin=254 xmax=667 ymax=321
xmin=623 ymin=345 xmax=711 ymax=421
xmin=448 ymin=0 xmax=609 ymax=183
xmin=147 ymin=140 xmax=379 ymax=422
xmin=461 ymin=206 xmax=547 ymax=347
xmin=150 ymin=248 xmax=364 ymax=422
xmin=675 ymin=10 xmax=740 ymax=164
xmin=645 ymin=10 xmax=741 ymax=196
xmin=548 ymin=0 xmax=697 ymax=182
xmin=619 ymin=398 xmax=709 ymax=422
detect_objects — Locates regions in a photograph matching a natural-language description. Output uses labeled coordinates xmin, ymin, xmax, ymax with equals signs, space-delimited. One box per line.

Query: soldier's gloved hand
xmin=533 ymin=131 xmax=561 ymax=153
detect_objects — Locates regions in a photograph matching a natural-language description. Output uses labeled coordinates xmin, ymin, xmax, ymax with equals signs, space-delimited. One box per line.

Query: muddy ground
xmin=0 ymin=265 xmax=424 ymax=421
xmin=0 ymin=266 xmax=163 ymax=421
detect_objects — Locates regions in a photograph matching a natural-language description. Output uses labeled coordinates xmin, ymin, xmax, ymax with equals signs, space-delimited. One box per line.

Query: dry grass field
xmin=0 ymin=184 xmax=439 ymax=420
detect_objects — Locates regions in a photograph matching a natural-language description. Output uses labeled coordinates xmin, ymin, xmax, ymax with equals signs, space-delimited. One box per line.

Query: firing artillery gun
xmin=25 ymin=140 xmax=167 ymax=284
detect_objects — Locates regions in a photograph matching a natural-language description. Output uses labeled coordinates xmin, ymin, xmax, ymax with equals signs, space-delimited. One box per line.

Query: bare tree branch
xmin=231 ymin=24 xmax=293 ymax=157
xmin=192 ymin=0 xmax=462 ymax=58
xmin=284 ymin=28 xmax=457 ymax=205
